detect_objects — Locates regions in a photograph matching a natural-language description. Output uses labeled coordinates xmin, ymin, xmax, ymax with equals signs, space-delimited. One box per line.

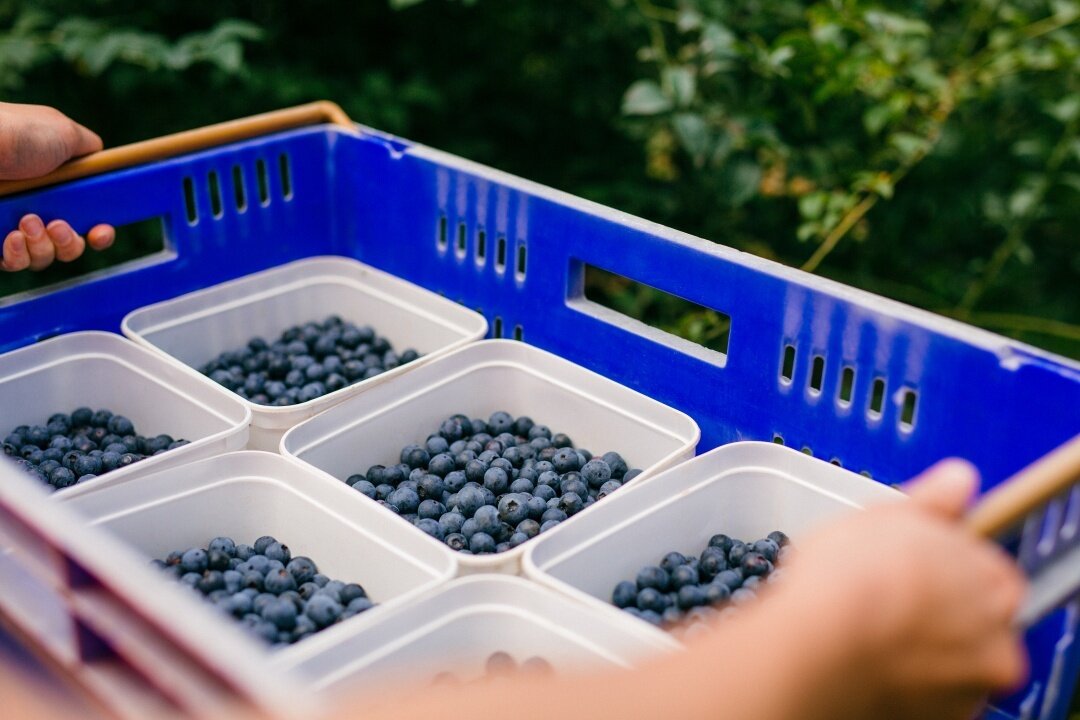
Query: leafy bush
xmin=0 ymin=0 xmax=1076 ymax=359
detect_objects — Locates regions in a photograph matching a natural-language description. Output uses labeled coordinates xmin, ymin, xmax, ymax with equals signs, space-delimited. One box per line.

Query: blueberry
xmin=580 ymin=459 xmax=612 ymax=488
xmin=552 ymin=447 xmax=581 ymax=473
xmin=535 ymin=502 xmax=569 ymax=526
xmin=767 ymin=530 xmax=790 ymax=548
xmin=445 ymin=533 xmax=468 ymax=551
xmin=180 ymin=572 xmax=202 ymax=588
xmin=117 ymin=453 xmax=140 ymax=468
xmin=623 ymin=469 xmax=643 ymax=483
xmin=388 ymin=487 xmax=421 ymax=514
xmin=727 ymin=541 xmax=748 ymax=566
xmin=612 ymin=580 xmax=637 ymax=608
xmin=452 ymin=485 xmax=483 ymax=516
xmin=524 ymin=496 xmax=547 ymax=521
xmin=181 ymin=549 xmax=209 ymax=573
xmin=305 ymin=595 xmax=344 ymax=628
xmin=596 ymin=480 xmax=622 ymax=500
xmin=487 ymin=411 xmax=514 ymax=435
xmin=469 ymin=532 xmax=496 ymax=554
xmin=444 ymin=470 xmax=468 ymax=494
xmin=677 ymin=585 xmax=706 ymax=610
xmin=460 ymin=518 xmax=479 ymax=540
xmin=533 ymin=484 xmax=557 ymax=502
xmin=418 ymin=474 xmax=446 ymax=502
xmin=411 ymin=518 xmax=441 ymax=541
xmin=73 ymin=454 xmax=102 ymax=478
xmin=636 ymin=566 xmax=670 ymax=592
xmin=346 ymin=597 xmax=374 ymax=614
xmin=438 ymin=511 xmax=465 ymax=536
xmin=660 ymin=552 xmax=687 ymax=574
xmin=418 ymin=499 xmax=446 ymax=521
xmin=636 ymin=587 xmax=667 ymax=614
xmin=286 ymin=557 xmax=317 ymax=584
xmin=223 ymin=570 xmax=243 ymax=593
xmin=207 ymin=550 xmax=231 ymax=572
xmin=557 ymin=492 xmax=584 ymax=516
xmin=197 ymin=571 xmax=227 ymax=594
xmin=234 ymin=544 xmax=255 ymax=561
xmin=731 ymin=588 xmax=756 ymax=606
xmin=264 ymin=568 xmax=297 ymax=595
xmin=551 ymin=433 xmax=573 ymax=449
xmin=698 ymin=547 xmax=728 ymax=581
xmin=347 ymin=478 xmax=376 ymax=500
xmin=402 ymin=445 xmax=431 ymax=470
xmin=752 ymin=538 xmax=780 ymax=563
xmin=704 ymin=582 xmax=732 ymax=605
xmin=509 ymin=532 xmax=530 ymax=548
xmin=473 ymin=505 xmax=501 ymax=535
xmin=71 ymin=407 xmax=93 ymax=428
xmin=559 ymin=476 xmax=588 ymax=499
xmin=669 ymin=565 xmax=698 ymax=590
xmin=740 ymin=552 xmax=772 ymax=577
xmin=482 ymin=467 xmax=509 ymax=494
xmin=714 ymin=569 xmax=744 ymax=592
xmin=497 ymin=494 xmax=530 ymax=525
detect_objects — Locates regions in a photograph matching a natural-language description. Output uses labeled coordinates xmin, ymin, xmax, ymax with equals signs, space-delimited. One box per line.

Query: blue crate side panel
xmin=0 ymin=128 xmax=342 ymax=352
xmin=334 ymin=132 xmax=1080 ymax=720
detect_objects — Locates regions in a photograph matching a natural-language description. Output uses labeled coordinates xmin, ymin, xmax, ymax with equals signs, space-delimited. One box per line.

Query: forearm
xmin=343 ymin=586 xmax=858 ymax=720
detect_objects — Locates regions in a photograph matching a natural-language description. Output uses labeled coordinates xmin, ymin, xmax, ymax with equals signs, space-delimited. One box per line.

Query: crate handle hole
xmin=515 ymin=243 xmax=527 ymax=281
xmin=579 ymin=264 xmax=731 ymax=359
xmin=772 ymin=434 xmax=785 ymax=445
xmin=838 ymin=366 xmax=855 ymax=406
xmin=781 ymin=344 xmax=796 ymax=383
xmin=495 ymin=236 xmax=507 ymax=273
xmin=899 ymin=388 xmax=918 ymax=431
xmin=868 ymin=377 xmax=886 ymax=418
xmin=493 ymin=316 xmax=503 ymax=338
xmin=231 ymin=165 xmax=247 ymax=212
xmin=513 ymin=324 xmax=523 ymax=341
xmin=278 ymin=153 xmax=293 ymax=200
xmin=255 ymin=159 xmax=270 ymax=206
xmin=456 ymin=222 xmax=467 ymax=259
xmin=476 ymin=229 xmax=487 ymax=265
xmin=437 ymin=216 xmax=448 ymax=252
xmin=809 ymin=355 xmax=825 ymax=394
xmin=182 ymin=177 xmax=198 ymax=225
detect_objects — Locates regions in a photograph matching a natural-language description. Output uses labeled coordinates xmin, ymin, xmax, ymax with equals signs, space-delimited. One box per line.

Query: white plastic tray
xmin=522 ymin=441 xmax=902 ymax=641
xmin=281 ymin=340 xmax=701 ymax=574
xmin=61 ymin=451 xmax=458 ymax=663
xmin=121 ymin=256 xmax=488 ymax=451
xmin=277 ymin=574 xmax=674 ymax=699
xmin=0 ymin=331 xmax=250 ymax=498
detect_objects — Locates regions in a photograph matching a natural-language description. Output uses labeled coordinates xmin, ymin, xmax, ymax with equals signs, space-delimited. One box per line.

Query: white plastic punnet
xmin=0 ymin=331 xmax=250 ymax=498
xmin=522 ymin=441 xmax=902 ymax=642
xmin=281 ymin=340 xmax=701 ymax=575
xmin=121 ymin=256 xmax=488 ymax=451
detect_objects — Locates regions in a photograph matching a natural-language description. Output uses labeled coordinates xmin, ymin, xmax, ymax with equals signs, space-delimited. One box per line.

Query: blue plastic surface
xmin=0 ymin=123 xmax=1077 ymax=719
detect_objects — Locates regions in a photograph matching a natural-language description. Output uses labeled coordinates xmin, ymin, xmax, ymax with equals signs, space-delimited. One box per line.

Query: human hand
xmin=0 ymin=103 xmax=115 ymax=272
xmin=777 ymin=459 xmax=1028 ymax=720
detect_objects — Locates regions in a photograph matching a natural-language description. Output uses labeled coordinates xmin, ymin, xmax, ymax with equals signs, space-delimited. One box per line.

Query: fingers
xmin=87 ymin=224 xmax=115 ymax=251
xmin=903 ymin=458 xmax=979 ymax=520
xmin=19 ymin=214 xmax=54 ymax=271
xmin=2 ymin=230 xmax=29 ymax=271
xmin=67 ymin=121 xmax=103 ymax=158
xmin=45 ymin=220 xmax=85 ymax=263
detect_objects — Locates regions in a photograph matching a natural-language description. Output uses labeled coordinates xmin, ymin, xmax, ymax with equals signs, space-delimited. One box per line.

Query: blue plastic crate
xmin=0 ymin=119 xmax=1077 ymax=720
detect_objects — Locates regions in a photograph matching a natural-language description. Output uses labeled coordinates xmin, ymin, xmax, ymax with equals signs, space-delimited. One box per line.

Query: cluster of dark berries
xmin=345 ymin=412 xmax=641 ymax=555
xmin=612 ymin=531 xmax=791 ymax=631
xmin=199 ymin=315 xmax=420 ymax=406
xmin=154 ymin=535 xmax=375 ymax=648
xmin=433 ymin=652 xmax=553 ymax=685
xmin=2 ymin=408 xmax=189 ymax=491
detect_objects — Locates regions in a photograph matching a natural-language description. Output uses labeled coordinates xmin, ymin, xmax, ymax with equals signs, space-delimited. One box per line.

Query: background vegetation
xmin=0 ymin=0 xmax=1077 ymax=363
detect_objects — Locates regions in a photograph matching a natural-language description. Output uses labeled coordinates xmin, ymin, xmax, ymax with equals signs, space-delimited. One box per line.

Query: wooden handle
xmin=965 ymin=433 xmax=1080 ymax=538
xmin=0 ymin=101 xmax=354 ymax=197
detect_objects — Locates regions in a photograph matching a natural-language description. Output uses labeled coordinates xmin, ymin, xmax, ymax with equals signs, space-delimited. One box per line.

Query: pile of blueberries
xmin=433 ymin=652 xmax=553 ymax=685
xmin=154 ymin=535 xmax=375 ymax=647
xmin=2 ymin=408 xmax=188 ymax=491
xmin=612 ymin=531 xmax=790 ymax=630
xmin=344 ymin=412 xmax=641 ymax=555
xmin=199 ymin=315 xmax=419 ymax=406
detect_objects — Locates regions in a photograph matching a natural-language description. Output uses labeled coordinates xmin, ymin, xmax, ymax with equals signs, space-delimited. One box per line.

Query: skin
xmin=0 ymin=459 xmax=1027 ymax=720
xmin=0 ymin=102 xmax=115 ymax=272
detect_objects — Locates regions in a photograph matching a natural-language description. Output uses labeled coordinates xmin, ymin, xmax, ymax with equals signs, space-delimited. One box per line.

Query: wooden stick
xmin=0 ymin=101 xmax=354 ymax=197
xmin=965 ymin=433 xmax=1080 ymax=538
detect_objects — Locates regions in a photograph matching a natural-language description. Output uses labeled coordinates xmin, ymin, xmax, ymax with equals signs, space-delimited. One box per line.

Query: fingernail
xmin=50 ymin=224 xmax=73 ymax=247
xmin=22 ymin=216 xmax=43 ymax=237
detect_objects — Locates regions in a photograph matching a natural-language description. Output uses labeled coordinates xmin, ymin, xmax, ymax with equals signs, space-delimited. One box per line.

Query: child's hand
xmin=0 ymin=102 xmax=115 ymax=272
xmin=778 ymin=459 xmax=1028 ymax=720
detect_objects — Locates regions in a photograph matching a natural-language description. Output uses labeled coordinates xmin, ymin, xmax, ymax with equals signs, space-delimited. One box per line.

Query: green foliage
xmin=0 ymin=0 xmax=1075 ymax=359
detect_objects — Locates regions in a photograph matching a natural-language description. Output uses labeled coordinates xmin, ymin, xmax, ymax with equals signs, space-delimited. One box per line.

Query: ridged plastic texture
xmin=281 ymin=339 xmax=700 ymax=574
xmin=0 ymin=122 xmax=1076 ymax=719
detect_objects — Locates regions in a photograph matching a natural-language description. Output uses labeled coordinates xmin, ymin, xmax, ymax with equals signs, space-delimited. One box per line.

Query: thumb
xmin=67 ymin=120 xmax=103 ymax=158
xmin=902 ymin=458 xmax=980 ymax=520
